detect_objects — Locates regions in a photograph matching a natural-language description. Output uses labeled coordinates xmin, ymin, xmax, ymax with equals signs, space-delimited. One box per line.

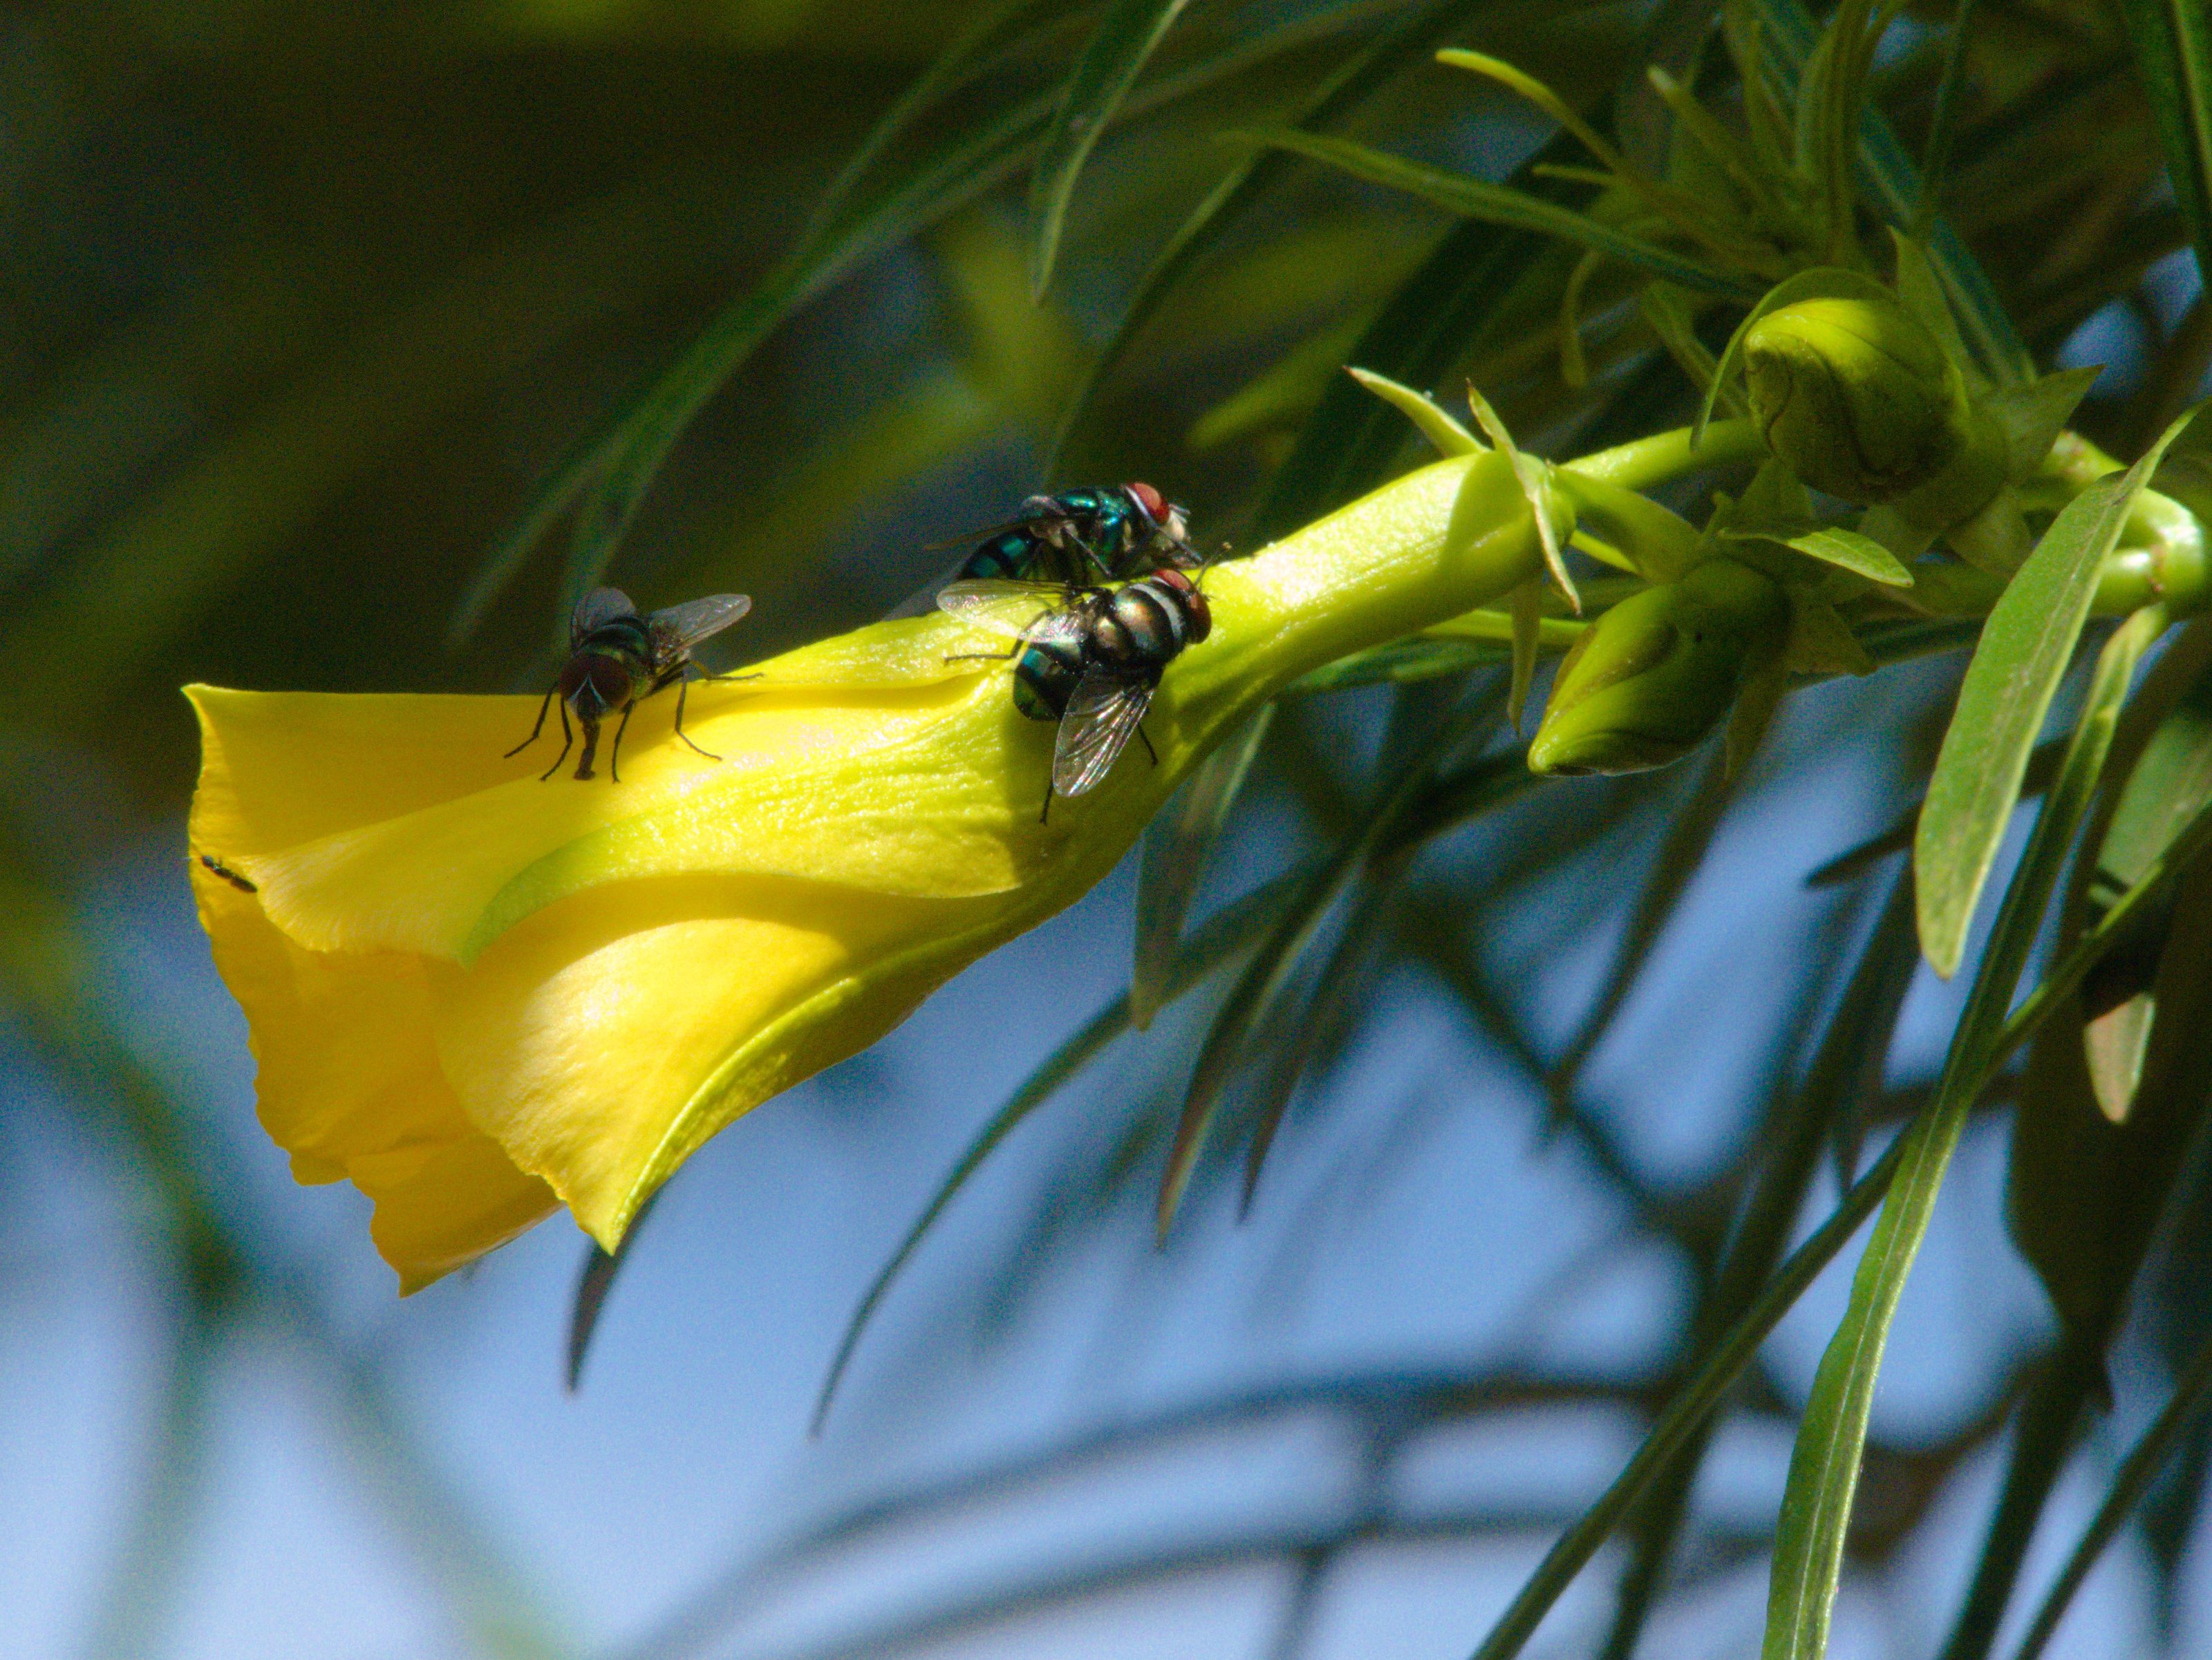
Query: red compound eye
xmin=1126 ymin=481 xmax=1166 ymax=521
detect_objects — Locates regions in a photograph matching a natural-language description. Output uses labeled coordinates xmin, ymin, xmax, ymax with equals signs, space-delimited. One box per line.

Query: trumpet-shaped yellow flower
xmin=189 ymin=453 xmax=1553 ymax=1290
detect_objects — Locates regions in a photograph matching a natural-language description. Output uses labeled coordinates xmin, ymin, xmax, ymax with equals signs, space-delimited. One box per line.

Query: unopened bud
xmin=1745 ymin=294 xmax=1978 ymax=507
xmin=1529 ymin=559 xmax=1788 ymax=775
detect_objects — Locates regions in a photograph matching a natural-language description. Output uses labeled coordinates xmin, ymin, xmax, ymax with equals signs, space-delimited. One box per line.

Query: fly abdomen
xmin=1013 ymin=634 xmax=1086 ymax=721
xmin=964 ymin=531 xmax=1039 ymax=583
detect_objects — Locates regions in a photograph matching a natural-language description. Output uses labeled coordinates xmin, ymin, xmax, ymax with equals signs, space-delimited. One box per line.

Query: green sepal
xmin=1467 ymin=382 xmax=1580 ymax=611
xmin=1507 ymin=576 xmax=1544 ymax=728
xmin=1555 ymin=471 xmax=1701 ymax=581
xmin=1783 ymin=590 xmax=1877 ymax=677
xmin=1983 ymin=366 xmax=2103 ymax=482
xmin=1347 ymin=366 xmax=1484 ymax=456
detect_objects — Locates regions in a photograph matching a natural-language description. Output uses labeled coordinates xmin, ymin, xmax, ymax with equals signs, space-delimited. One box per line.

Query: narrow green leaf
xmin=1131 ymin=703 xmax=1275 ymax=1031
xmin=544 ymin=114 xmax=1040 ymax=624
xmin=2119 ymin=0 xmax=2212 ymax=293
xmin=1548 ymin=746 xmax=1739 ymax=1111
xmin=1938 ymin=1336 xmax=2110 ymax=1660
xmin=1159 ymin=693 xmax=1488 ymax=1238
xmin=1638 ymin=281 xmax=1738 ymax=416
xmin=1597 ymin=870 xmax=1921 ymax=1660
xmin=1251 ymin=124 xmax=1593 ymax=543
xmin=566 ymin=1187 xmax=660 ymax=1390
xmin=811 ymin=870 xmax=1301 ymax=1431
xmin=1763 ymin=602 xmax=2167 ymax=1660
xmin=1752 ymin=0 xmax=2034 ymax=384
xmin=1347 ymin=366 xmax=1483 ymax=455
xmin=547 ymin=11 xmax=1327 ymax=617
xmin=1725 ymin=525 xmax=1915 ymax=585
xmin=1915 ymin=408 xmax=2204 ymax=977
xmin=1806 ymin=738 xmax=2066 ymax=889
xmin=1506 ymin=578 xmax=1543 ymax=727
xmin=1282 ymin=637 xmax=1503 ymax=695
xmin=1468 ymin=1129 xmax=1913 ymax=1660
xmin=2012 ymin=1326 xmax=2212 ymax=1660
xmin=1909 ymin=0 xmax=1980 ymax=238
xmin=447 ymin=434 xmax=609 ymax=651
xmin=1237 ymin=128 xmax=1757 ymax=299
xmin=807 ymin=0 xmax=1081 ymax=245
xmin=1027 ymin=0 xmax=1196 ymax=299
xmin=1241 ymin=861 xmax=1403 ymax=1212
xmin=2079 ymin=631 xmax=2212 ymax=1113
xmin=1047 ymin=0 xmax=1503 ymax=466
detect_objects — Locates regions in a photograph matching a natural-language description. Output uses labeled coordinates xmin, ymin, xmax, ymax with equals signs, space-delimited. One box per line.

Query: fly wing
xmin=936 ymin=579 xmax=1066 ymax=639
xmin=648 ymin=593 xmax=751 ymax=655
xmin=885 ymin=554 xmax=972 ymax=619
xmin=1052 ymin=672 xmax=1153 ymax=798
xmin=921 ymin=517 xmax=1029 ymax=554
xmin=572 ymin=587 xmax=635 ymax=643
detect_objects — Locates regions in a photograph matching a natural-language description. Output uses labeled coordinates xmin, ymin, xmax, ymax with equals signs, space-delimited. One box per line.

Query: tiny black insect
xmin=508 ymin=588 xmax=753 ymax=782
xmin=939 ymin=565 xmax=1211 ymax=821
xmin=197 ymin=853 xmax=257 ymax=893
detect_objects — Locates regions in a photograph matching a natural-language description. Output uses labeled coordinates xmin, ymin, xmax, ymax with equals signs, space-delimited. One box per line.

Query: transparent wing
xmin=1053 ymin=672 xmax=1153 ymax=797
xmin=936 ymin=579 xmax=1067 ymax=638
xmin=648 ymin=593 xmax=751 ymax=653
xmin=572 ymin=587 xmax=635 ymax=641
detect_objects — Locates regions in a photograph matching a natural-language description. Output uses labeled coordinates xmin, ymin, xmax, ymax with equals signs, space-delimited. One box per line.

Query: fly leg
xmin=1067 ymin=531 xmax=1114 ymax=586
xmin=1137 ymin=723 xmax=1159 ymax=766
xmin=944 ymin=648 xmax=1020 ymax=663
xmin=507 ymin=686 xmax=555 ymax=757
xmin=1039 ymin=775 xmax=1056 ymax=825
xmin=606 ymin=702 xmax=637 ymax=782
xmin=671 ymin=675 xmax=722 ymax=762
xmin=540 ymin=701 xmax=576 ymax=780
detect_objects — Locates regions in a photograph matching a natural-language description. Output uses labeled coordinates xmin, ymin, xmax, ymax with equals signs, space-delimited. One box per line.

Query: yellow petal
xmin=427 ymin=873 xmax=1002 ymax=1245
xmin=189 ymin=861 xmax=558 ymax=1290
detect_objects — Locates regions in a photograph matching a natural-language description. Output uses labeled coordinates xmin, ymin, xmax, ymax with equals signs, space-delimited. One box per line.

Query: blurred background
xmin=5 ymin=2 xmax=2212 ymax=1657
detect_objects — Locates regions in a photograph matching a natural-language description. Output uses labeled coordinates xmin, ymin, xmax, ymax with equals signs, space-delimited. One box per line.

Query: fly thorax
xmin=1107 ymin=582 xmax=1185 ymax=661
xmin=1089 ymin=610 xmax=1138 ymax=664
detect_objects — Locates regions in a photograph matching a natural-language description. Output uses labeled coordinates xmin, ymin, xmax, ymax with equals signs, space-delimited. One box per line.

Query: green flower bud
xmin=1529 ymin=558 xmax=1788 ymax=775
xmin=1744 ymin=294 xmax=1977 ymax=507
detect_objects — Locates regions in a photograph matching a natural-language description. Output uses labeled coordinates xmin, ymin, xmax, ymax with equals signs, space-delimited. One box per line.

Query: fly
xmin=891 ymin=483 xmax=1195 ymax=617
xmin=939 ymin=565 xmax=1211 ymax=821
xmin=507 ymin=588 xmax=754 ymax=782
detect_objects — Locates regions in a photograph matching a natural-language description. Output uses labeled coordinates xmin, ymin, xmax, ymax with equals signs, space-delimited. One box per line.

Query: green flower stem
xmin=1565 ymin=417 xmax=1765 ymax=492
xmin=2038 ymin=431 xmax=2204 ymax=563
xmin=1904 ymin=540 xmax=2210 ymax=621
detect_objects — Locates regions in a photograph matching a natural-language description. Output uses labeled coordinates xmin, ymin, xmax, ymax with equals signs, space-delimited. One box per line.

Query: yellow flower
xmin=189 ymin=451 xmax=1550 ymax=1290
